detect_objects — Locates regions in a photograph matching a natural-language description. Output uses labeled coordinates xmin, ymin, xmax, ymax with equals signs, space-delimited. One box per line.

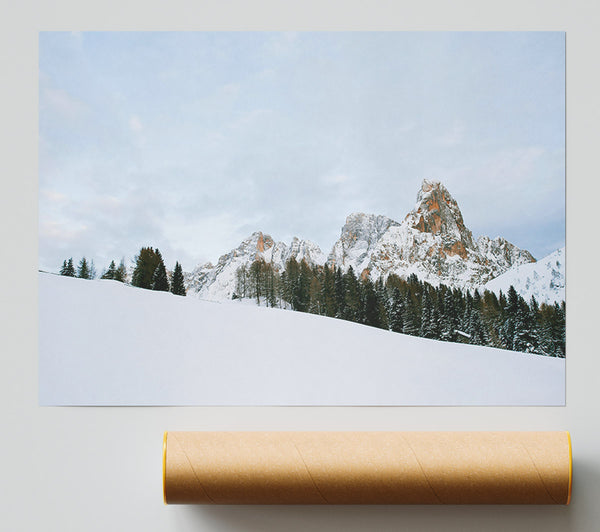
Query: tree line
xmin=60 ymin=256 xmax=102 ymax=280
xmin=58 ymin=247 xmax=186 ymax=296
xmin=234 ymin=257 xmax=566 ymax=358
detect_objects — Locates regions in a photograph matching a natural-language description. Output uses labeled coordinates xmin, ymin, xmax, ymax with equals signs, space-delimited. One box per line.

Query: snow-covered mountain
xmin=185 ymin=179 xmax=546 ymax=299
xmin=186 ymin=231 xmax=325 ymax=300
xmin=329 ymin=180 xmax=535 ymax=287
xmin=327 ymin=213 xmax=400 ymax=275
xmin=482 ymin=247 xmax=565 ymax=304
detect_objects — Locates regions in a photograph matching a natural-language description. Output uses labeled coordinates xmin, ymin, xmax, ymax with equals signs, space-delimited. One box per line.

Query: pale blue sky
xmin=39 ymin=32 xmax=565 ymax=272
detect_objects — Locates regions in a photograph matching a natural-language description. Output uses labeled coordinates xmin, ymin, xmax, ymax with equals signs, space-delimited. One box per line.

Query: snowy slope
xmin=39 ymin=272 xmax=565 ymax=405
xmin=482 ymin=247 xmax=565 ymax=304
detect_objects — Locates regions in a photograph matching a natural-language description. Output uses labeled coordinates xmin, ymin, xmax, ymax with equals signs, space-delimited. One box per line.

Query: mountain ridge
xmin=185 ymin=179 xmax=550 ymax=300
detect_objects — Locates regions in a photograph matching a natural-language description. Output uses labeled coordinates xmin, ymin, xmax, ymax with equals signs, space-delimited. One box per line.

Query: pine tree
xmin=171 ymin=261 xmax=186 ymax=296
xmin=402 ymin=294 xmax=419 ymax=336
xmin=66 ymin=258 xmax=75 ymax=276
xmin=460 ymin=291 xmax=473 ymax=335
xmin=430 ymin=306 xmax=442 ymax=339
xmin=528 ymin=296 xmax=541 ymax=353
xmin=249 ymin=259 xmax=264 ymax=304
xmin=468 ymin=309 xmax=486 ymax=346
xmin=321 ymin=266 xmax=336 ymax=317
xmin=343 ymin=266 xmax=361 ymax=322
xmin=151 ymin=254 xmax=170 ymax=292
xmin=512 ymin=295 xmax=535 ymax=353
xmin=375 ymin=277 xmax=389 ymax=330
xmin=265 ymin=263 xmax=278 ymax=308
xmin=131 ymin=247 xmax=162 ymax=289
xmin=89 ymin=259 xmax=97 ymax=280
xmin=419 ymin=290 xmax=433 ymax=338
xmin=440 ymin=288 xmax=457 ymax=342
xmin=283 ymin=257 xmax=300 ymax=310
xmin=557 ymin=301 xmax=566 ymax=358
xmin=297 ymin=260 xmax=313 ymax=313
xmin=60 ymin=258 xmax=76 ymax=277
xmin=472 ymin=289 xmax=482 ymax=313
xmin=308 ymin=275 xmax=322 ymax=314
xmin=334 ymin=267 xmax=346 ymax=318
xmin=235 ymin=264 xmax=249 ymax=299
xmin=538 ymin=303 xmax=555 ymax=356
xmin=388 ymin=287 xmax=404 ymax=333
xmin=481 ymin=289 xmax=502 ymax=348
xmin=361 ymin=278 xmax=380 ymax=328
xmin=114 ymin=259 xmax=127 ymax=283
xmin=77 ymin=257 xmax=91 ymax=279
xmin=501 ymin=285 xmax=519 ymax=350
xmin=101 ymin=260 xmax=118 ymax=280
xmin=543 ymin=301 xmax=566 ymax=358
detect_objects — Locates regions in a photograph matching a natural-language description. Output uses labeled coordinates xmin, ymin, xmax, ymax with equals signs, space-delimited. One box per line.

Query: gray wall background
xmin=2 ymin=1 xmax=599 ymax=530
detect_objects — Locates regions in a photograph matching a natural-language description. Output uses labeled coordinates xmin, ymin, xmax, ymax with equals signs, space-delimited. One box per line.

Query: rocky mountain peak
xmin=476 ymin=235 xmax=536 ymax=274
xmin=405 ymin=179 xmax=474 ymax=258
xmin=235 ymin=231 xmax=275 ymax=259
xmin=255 ymin=231 xmax=274 ymax=254
xmin=327 ymin=213 xmax=399 ymax=271
xmin=339 ymin=213 xmax=399 ymax=244
xmin=286 ymin=237 xmax=326 ymax=265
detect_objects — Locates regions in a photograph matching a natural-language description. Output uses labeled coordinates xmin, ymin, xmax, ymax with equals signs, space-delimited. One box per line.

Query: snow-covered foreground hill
xmin=39 ymin=273 xmax=565 ymax=405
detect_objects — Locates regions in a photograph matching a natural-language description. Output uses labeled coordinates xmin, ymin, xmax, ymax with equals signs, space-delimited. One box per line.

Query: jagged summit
xmin=414 ymin=178 xmax=445 ymax=206
xmin=186 ymin=180 xmax=541 ymax=298
xmin=186 ymin=231 xmax=325 ymax=300
xmin=327 ymin=213 xmax=399 ymax=272
xmin=407 ymin=180 xmax=474 ymax=254
xmin=240 ymin=231 xmax=274 ymax=257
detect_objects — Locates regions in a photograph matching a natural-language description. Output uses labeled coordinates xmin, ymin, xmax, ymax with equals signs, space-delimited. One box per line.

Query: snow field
xmin=39 ymin=272 xmax=565 ymax=405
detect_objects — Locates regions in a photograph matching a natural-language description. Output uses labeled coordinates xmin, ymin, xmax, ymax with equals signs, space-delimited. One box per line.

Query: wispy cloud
xmin=228 ymin=108 xmax=273 ymax=131
xmin=41 ymin=87 xmax=87 ymax=120
xmin=129 ymin=115 xmax=143 ymax=133
xmin=40 ymin=220 xmax=87 ymax=243
xmin=485 ymin=146 xmax=546 ymax=187
xmin=222 ymin=83 xmax=240 ymax=97
xmin=437 ymin=121 xmax=465 ymax=147
xmin=41 ymin=189 xmax=67 ymax=203
xmin=322 ymin=173 xmax=350 ymax=186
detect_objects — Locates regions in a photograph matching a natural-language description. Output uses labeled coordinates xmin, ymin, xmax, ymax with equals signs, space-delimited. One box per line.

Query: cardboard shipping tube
xmin=163 ymin=431 xmax=572 ymax=505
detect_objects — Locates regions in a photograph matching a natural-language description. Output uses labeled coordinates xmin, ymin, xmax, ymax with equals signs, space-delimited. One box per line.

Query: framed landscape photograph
xmin=38 ymin=31 xmax=565 ymax=405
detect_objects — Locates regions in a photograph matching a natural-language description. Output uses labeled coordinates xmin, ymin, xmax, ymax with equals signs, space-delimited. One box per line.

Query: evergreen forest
xmin=233 ymin=257 xmax=566 ymax=358
xmin=58 ymin=249 xmax=187 ymax=296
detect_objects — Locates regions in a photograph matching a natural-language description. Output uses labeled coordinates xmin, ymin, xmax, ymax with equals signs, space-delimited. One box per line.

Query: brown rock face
xmin=446 ymin=241 xmax=468 ymax=259
xmin=257 ymin=232 xmax=265 ymax=252
xmin=412 ymin=181 xmax=466 ymax=234
xmin=254 ymin=232 xmax=274 ymax=260
xmin=256 ymin=232 xmax=274 ymax=253
xmin=407 ymin=180 xmax=474 ymax=257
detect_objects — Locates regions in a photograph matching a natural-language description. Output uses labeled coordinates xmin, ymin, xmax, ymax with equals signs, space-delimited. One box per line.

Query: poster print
xmin=39 ymin=32 xmax=565 ymax=405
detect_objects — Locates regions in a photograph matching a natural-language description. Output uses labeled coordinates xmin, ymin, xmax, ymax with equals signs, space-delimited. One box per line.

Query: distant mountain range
xmin=185 ymin=180 xmax=564 ymax=304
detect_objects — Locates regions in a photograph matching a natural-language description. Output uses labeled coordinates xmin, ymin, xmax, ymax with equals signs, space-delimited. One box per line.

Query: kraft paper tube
xmin=163 ymin=431 xmax=572 ymax=505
